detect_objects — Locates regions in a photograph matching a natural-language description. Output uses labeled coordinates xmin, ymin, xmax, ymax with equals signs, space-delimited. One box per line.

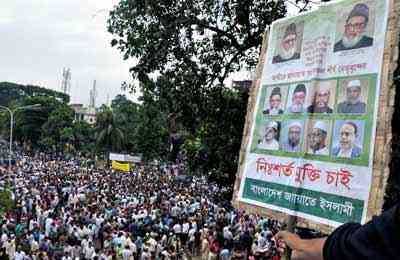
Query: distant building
xmin=232 ymin=80 xmax=253 ymax=93
xmin=70 ymin=104 xmax=97 ymax=125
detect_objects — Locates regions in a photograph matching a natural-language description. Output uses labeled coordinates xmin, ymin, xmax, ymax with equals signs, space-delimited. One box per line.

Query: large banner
xmin=238 ymin=0 xmax=389 ymax=227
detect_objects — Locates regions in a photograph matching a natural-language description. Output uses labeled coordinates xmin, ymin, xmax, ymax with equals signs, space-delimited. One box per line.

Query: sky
xmin=0 ymin=0 xmax=136 ymax=106
xmin=0 ymin=1 xmax=317 ymax=107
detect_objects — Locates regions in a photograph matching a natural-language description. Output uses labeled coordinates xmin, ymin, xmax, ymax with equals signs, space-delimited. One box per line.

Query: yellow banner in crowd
xmin=112 ymin=160 xmax=130 ymax=172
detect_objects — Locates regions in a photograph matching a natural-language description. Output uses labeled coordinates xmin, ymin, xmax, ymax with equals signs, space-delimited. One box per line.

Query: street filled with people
xmin=0 ymin=154 xmax=287 ymax=260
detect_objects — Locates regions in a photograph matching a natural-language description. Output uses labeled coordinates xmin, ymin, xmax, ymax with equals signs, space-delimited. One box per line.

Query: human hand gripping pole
xmin=274 ymin=231 xmax=326 ymax=260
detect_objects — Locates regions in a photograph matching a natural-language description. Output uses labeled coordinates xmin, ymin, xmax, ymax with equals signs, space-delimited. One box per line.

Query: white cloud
xmin=0 ymin=0 xmax=137 ymax=105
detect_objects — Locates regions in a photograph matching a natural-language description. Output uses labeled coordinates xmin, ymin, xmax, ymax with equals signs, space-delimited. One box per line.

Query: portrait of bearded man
xmin=334 ymin=3 xmax=374 ymax=52
xmin=337 ymin=79 xmax=367 ymax=114
xmin=287 ymin=84 xmax=307 ymax=114
xmin=281 ymin=121 xmax=303 ymax=153
xmin=273 ymin=23 xmax=302 ymax=63
xmin=307 ymin=121 xmax=330 ymax=156
xmin=307 ymin=85 xmax=333 ymax=114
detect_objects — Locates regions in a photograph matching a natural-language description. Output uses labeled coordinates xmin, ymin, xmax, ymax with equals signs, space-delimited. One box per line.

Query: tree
xmin=111 ymin=94 xmax=141 ymax=152
xmin=12 ymin=96 xmax=61 ymax=147
xmin=108 ymin=0 xmax=289 ymax=86
xmin=95 ymin=107 xmax=126 ymax=159
xmin=0 ymin=82 xmax=69 ymax=106
xmin=182 ymin=85 xmax=248 ymax=184
xmin=135 ymin=81 xmax=170 ymax=162
xmin=0 ymin=188 xmax=14 ymax=217
xmin=107 ymin=0 xmax=317 ymax=179
xmin=0 ymin=83 xmax=71 ymax=151
xmin=40 ymin=104 xmax=75 ymax=151
xmin=72 ymin=121 xmax=96 ymax=155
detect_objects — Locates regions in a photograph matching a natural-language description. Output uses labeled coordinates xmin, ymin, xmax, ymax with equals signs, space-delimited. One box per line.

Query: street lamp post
xmin=0 ymin=104 xmax=41 ymax=171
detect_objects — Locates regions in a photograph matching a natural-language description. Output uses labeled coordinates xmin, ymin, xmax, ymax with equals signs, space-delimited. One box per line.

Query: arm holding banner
xmin=275 ymin=203 xmax=400 ymax=260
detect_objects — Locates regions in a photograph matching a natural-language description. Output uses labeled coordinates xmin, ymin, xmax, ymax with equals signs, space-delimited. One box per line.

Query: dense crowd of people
xmin=0 ymin=155 xmax=286 ymax=260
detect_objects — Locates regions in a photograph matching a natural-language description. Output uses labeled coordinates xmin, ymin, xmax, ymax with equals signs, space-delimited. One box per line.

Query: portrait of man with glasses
xmin=334 ymin=3 xmax=374 ymax=52
xmin=273 ymin=23 xmax=303 ymax=64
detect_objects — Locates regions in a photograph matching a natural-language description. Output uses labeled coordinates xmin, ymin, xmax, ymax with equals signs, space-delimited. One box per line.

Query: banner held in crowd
xmin=233 ymin=0 xmax=397 ymax=229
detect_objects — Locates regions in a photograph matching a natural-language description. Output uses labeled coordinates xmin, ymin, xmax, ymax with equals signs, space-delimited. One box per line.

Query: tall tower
xmin=89 ymin=80 xmax=97 ymax=108
xmin=61 ymin=68 xmax=72 ymax=94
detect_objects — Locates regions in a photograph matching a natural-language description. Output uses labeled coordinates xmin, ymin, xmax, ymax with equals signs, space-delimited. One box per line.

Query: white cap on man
xmin=313 ymin=121 xmax=328 ymax=133
xmin=266 ymin=121 xmax=278 ymax=131
xmin=289 ymin=121 xmax=302 ymax=130
xmin=347 ymin=79 xmax=361 ymax=89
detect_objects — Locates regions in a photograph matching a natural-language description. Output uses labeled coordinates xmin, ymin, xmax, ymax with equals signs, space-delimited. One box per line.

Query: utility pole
xmin=0 ymin=104 xmax=41 ymax=172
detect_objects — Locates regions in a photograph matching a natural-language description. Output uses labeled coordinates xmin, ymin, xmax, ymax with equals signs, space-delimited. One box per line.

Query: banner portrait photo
xmin=238 ymin=0 xmax=390 ymax=227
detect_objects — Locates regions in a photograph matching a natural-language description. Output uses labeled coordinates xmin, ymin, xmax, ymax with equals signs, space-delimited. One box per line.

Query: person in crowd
xmin=0 ymin=153 xmax=287 ymax=260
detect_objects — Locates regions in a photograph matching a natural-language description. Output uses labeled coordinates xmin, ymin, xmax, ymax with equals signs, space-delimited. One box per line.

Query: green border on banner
xmin=242 ymin=177 xmax=364 ymax=223
xmin=250 ymin=74 xmax=377 ymax=167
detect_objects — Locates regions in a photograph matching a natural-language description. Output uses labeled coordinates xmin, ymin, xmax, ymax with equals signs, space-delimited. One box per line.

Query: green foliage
xmin=182 ymin=86 xmax=248 ymax=184
xmin=106 ymin=0 xmax=288 ymax=183
xmin=0 ymin=82 xmax=69 ymax=106
xmin=95 ymin=107 xmax=126 ymax=154
xmin=111 ymin=94 xmax=141 ymax=151
xmin=13 ymin=96 xmax=61 ymax=146
xmin=72 ymin=121 xmax=95 ymax=154
xmin=0 ymin=188 xmax=14 ymax=216
xmin=135 ymin=81 xmax=170 ymax=162
xmin=108 ymin=0 xmax=287 ymax=85
xmin=41 ymin=104 xmax=74 ymax=147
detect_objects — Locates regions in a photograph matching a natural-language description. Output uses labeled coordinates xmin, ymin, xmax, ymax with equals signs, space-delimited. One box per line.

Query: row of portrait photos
xmin=272 ymin=2 xmax=375 ymax=64
xmin=257 ymin=119 xmax=367 ymax=160
xmin=261 ymin=78 xmax=371 ymax=116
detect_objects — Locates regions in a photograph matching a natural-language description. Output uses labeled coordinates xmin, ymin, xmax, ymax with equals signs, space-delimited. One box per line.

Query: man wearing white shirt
xmin=122 ymin=245 xmax=133 ymax=260
xmin=84 ymin=242 xmax=95 ymax=259
xmin=44 ymin=217 xmax=53 ymax=236
xmin=14 ymin=248 xmax=27 ymax=260
xmin=173 ymin=223 xmax=182 ymax=235
xmin=307 ymin=121 xmax=330 ymax=155
xmin=258 ymin=121 xmax=280 ymax=151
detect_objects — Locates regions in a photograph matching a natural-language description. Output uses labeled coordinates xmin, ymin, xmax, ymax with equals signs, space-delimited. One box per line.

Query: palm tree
xmin=95 ymin=108 xmax=126 ymax=163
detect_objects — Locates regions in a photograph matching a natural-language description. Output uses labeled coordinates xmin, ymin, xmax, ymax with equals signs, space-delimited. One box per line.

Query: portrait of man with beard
xmin=334 ymin=3 xmax=374 ymax=52
xmin=307 ymin=83 xmax=334 ymax=114
xmin=281 ymin=121 xmax=303 ymax=153
xmin=307 ymin=120 xmax=330 ymax=156
xmin=337 ymin=79 xmax=367 ymax=114
xmin=273 ymin=23 xmax=302 ymax=64
xmin=287 ymin=84 xmax=307 ymax=114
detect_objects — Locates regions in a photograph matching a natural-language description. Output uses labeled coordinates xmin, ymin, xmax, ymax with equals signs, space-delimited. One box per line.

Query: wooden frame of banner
xmin=231 ymin=0 xmax=400 ymax=234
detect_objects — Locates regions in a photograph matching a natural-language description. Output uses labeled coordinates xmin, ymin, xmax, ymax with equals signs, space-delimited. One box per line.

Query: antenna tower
xmin=89 ymin=80 xmax=97 ymax=108
xmin=61 ymin=68 xmax=72 ymax=94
